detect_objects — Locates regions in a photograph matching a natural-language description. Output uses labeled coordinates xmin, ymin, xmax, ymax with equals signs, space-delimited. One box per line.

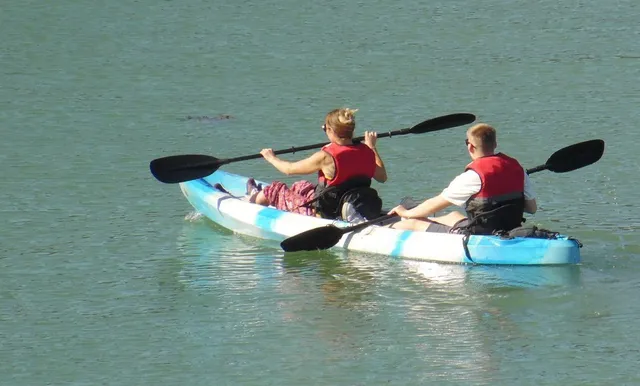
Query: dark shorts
xmin=425 ymin=218 xmax=470 ymax=234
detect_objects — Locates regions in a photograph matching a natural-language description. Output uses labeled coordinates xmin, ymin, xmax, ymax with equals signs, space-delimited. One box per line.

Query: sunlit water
xmin=2 ymin=0 xmax=639 ymax=384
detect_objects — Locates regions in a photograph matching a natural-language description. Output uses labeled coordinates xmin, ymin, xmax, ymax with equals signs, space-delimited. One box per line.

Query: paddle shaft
xmin=214 ymin=127 xmax=416 ymax=167
xmin=526 ymin=165 xmax=546 ymax=174
xmin=218 ymin=152 xmax=547 ymax=175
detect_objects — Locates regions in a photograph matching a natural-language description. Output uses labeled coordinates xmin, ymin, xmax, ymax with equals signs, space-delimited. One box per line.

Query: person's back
xmin=463 ymin=152 xmax=526 ymax=234
xmin=314 ymin=141 xmax=381 ymax=220
xmin=318 ymin=142 xmax=376 ymax=187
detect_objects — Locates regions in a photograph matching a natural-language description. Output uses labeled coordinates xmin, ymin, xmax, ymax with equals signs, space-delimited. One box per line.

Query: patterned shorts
xmin=262 ymin=180 xmax=316 ymax=216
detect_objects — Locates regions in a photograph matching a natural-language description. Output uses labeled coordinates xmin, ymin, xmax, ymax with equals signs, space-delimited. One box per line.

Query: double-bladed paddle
xmin=149 ymin=113 xmax=476 ymax=184
xmin=280 ymin=139 xmax=605 ymax=252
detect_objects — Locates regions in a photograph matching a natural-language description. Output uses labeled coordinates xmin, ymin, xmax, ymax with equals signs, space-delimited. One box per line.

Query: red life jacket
xmin=463 ymin=153 xmax=525 ymax=234
xmin=317 ymin=143 xmax=376 ymax=186
xmin=312 ymin=143 xmax=381 ymax=219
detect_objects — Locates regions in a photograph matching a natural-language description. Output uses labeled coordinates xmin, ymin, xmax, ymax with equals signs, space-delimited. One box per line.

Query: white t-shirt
xmin=441 ymin=169 xmax=536 ymax=207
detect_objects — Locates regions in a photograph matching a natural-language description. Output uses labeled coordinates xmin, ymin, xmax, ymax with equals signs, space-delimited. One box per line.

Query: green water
xmin=2 ymin=0 xmax=639 ymax=384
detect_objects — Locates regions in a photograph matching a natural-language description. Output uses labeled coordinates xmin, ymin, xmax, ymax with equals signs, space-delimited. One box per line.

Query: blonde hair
xmin=468 ymin=123 xmax=497 ymax=152
xmin=325 ymin=108 xmax=358 ymax=139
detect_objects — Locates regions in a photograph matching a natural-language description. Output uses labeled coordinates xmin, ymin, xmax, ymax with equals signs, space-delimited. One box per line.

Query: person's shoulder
xmin=448 ymin=169 xmax=480 ymax=186
xmin=359 ymin=142 xmax=376 ymax=154
xmin=314 ymin=148 xmax=331 ymax=157
xmin=458 ymin=169 xmax=480 ymax=179
xmin=500 ymin=152 xmax=524 ymax=164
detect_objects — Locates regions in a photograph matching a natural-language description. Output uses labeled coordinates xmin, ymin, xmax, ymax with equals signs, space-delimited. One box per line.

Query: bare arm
xmin=364 ymin=131 xmax=387 ymax=183
xmin=371 ymin=148 xmax=387 ymax=183
xmin=524 ymin=199 xmax=537 ymax=214
xmin=389 ymin=171 xmax=477 ymax=218
xmin=523 ymin=174 xmax=537 ymax=214
xmin=389 ymin=195 xmax=453 ymax=219
xmin=261 ymin=149 xmax=327 ymax=176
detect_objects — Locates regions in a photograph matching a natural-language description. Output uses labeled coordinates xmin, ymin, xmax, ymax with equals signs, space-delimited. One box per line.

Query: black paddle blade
xmin=280 ymin=225 xmax=345 ymax=252
xmin=149 ymin=154 xmax=221 ymax=183
xmin=409 ymin=113 xmax=476 ymax=134
xmin=546 ymin=139 xmax=605 ymax=173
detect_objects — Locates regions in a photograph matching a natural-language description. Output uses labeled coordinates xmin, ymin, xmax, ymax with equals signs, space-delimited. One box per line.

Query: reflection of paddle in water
xmin=281 ymin=250 xmax=378 ymax=310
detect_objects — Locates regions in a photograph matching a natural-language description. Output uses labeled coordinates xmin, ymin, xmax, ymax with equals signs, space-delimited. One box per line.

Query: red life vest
xmin=463 ymin=153 xmax=525 ymax=234
xmin=311 ymin=143 xmax=381 ymax=220
xmin=317 ymin=143 xmax=376 ymax=187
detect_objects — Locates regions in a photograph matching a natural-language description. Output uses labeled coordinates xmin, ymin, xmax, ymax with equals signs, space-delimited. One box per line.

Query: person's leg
xmin=389 ymin=211 xmax=467 ymax=232
xmin=246 ymin=178 xmax=263 ymax=195
xmin=285 ymin=181 xmax=316 ymax=215
xmin=341 ymin=202 xmax=366 ymax=223
xmin=426 ymin=211 xmax=466 ymax=227
xmin=242 ymin=178 xmax=264 ymax=204
xmin=389 ymin=218 xmax=432 ymax=231
xmin=246 ymin=180 xmax=315 ymax=216
xmin=251 ymin=191 xmax=269 ymax=206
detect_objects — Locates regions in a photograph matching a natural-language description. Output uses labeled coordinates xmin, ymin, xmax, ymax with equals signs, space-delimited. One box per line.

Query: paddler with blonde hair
xmin=246 ymin=108 xmax=388 ymax=221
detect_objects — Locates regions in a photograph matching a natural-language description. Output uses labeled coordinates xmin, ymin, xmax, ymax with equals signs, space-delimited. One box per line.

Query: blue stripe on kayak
xmin=390 ymin=230 xmax=413 ymax=257
xmin=254 ymin=206 xmax=287 ymax=236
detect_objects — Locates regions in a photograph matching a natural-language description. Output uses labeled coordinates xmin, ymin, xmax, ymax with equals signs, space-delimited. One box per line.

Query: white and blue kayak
xmin=178 ymin=170 xmax=582 ymax=265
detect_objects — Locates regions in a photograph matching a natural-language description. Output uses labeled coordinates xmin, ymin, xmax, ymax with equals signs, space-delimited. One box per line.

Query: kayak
xmin=178 ymin=170 xmax=582 ymax=265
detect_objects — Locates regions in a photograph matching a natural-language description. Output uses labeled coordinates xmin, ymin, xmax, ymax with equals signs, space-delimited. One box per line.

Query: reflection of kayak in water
xmin=175 ymin=214 xmax=580 ymax=296
xmin=177 ymin=170 xmax=581 ymax=265
xmin=175 ymin=217 xmax=283 ymax=292
xmin=173 ymin=219 xmax=578 ymax=384
xmin=402 ymin=260 xmax=582 ymax=289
